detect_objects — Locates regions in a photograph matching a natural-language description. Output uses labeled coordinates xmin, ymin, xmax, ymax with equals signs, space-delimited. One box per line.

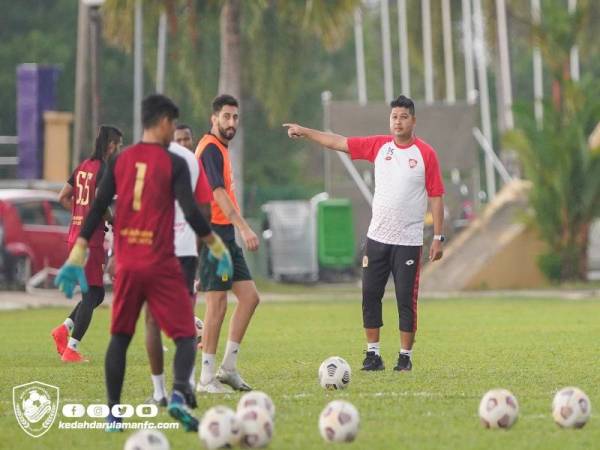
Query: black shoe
xmin=361 ymin=351 xmax=385 ymax=371
xmin=393 ymin=353 xmax=412 ymax=371
xmin=144 ymin=395 xmax=168 ymax=407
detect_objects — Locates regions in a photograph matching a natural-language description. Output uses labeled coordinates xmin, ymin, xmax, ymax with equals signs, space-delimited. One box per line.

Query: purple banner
xmin=17 ymin=64 xmax=59 ymax=179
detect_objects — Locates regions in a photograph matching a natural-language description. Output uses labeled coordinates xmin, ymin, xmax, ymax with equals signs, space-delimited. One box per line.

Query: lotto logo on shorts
xmin=362 ymin=256 xmax=369 ymax=268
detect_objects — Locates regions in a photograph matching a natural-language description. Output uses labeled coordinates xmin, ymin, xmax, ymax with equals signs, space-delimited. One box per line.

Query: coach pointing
xmin=284 ymin=95 xmax=445 ymax=372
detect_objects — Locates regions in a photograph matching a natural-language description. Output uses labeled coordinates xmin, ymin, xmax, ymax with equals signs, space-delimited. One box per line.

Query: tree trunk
xmin=218 ymin=0 xmax=244 ymax=213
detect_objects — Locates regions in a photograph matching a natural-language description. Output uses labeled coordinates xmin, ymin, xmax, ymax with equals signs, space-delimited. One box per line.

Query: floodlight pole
xmin=568 ymin=0 xmax=580 ymax=82
xmin=397 ymin=0 xmax=410 ymax=97
xmin=441 ymin=0 xmax=456 ymax=103
xmin=462 ymin=0 xmax=476 ymax=103
xmin=380 ymin=0 xmax=394 ymax=103
xmin=473 ymin=0 xmax=496 ymax=199
xmin=73 ymin=0 xmax=90 ymax=169
xmin=133 ymin=0 xmax=143 ymax=141
xmin=422 ymin=0 xmax=434 ymax=104
xmin=531 ymin=0 xmax=543 ymax=128
xmin=156 ymin=11 xmax=167 ymax=93
xmin=495 ymin=0 xmax=514 ymax=130
xmin=354 ymin=8 xmax=368 ymax=105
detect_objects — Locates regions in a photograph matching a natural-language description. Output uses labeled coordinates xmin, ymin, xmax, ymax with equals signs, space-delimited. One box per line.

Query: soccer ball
xmin=199 ymin=406 xmax=242 ymax=449
xmin=237 ymin=406 xmax=274 ymax=448
xmin=552 ymin=387 xmax=591 ymax=428
xmin=237 ymin=391 xmax=276 ymax=420
xmin=318 ymin=400 xmax=360 ymax=443
xmin=124 ymin=430 xmax=170 ymax=450
xmin=318 ymin=356 xmax=351 ymax=390
xmin=478 ymin=389 xmax=519 ymax=429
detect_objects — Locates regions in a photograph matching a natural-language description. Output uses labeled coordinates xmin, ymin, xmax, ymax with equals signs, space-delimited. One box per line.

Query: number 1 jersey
xmin=112 ymin=143 xmax=178 ymax=269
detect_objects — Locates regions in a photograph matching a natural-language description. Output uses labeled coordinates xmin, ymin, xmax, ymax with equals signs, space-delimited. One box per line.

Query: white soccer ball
xmin=199 ymin=406 xmax=242 ymax=449
xmin=552 ymin=387 xmax=591 ymax=428
xmin=318 ymin=356 xmax=351 ymax=390
xmin=478 ymin=389 xmax=519 ymax=429
xmin=124 ymin=430 xmax=170 ymax=450
xmin=318 ymin=400 xmax=360 ymax=443
xmin=237 ymin=406 xmax=274 ymax=448
xmin=237 ymin=391 xmax=275 ymax=420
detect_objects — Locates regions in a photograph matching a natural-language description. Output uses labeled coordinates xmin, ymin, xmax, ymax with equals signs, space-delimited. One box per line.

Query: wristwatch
xmin=433 ymin=234 xmax=445 ymax=242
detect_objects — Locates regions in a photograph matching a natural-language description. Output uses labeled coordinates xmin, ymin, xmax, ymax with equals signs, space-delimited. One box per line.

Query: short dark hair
xmin=142 ymin=94 xmax=179 ymax=129
xmin=212 ymin=94 xmax=239 ymax=114
xmin=91 ymin=125 xmax=122 ymax=160
xmin=176 ymin=124 xmax=193 ymax=136
xmin=390 ymin=95 xmax=415 ymax=116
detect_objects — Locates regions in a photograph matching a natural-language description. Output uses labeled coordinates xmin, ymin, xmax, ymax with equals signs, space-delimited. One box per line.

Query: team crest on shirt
xmin=384 ymin=147 xmax=394 ymax=161
xmin=408 ymin=158 xmax=418 ymax=168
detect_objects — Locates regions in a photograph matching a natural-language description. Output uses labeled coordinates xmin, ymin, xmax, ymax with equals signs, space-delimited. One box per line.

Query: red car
xmin=0 ymin=189 xmax=70 ymax=287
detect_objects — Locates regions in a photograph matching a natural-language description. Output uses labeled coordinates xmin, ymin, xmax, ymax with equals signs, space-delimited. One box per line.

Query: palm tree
xmin=101 ymin=0 xmax=359 ymax=209
xmin=503 ymin=1 xmax=600 ymax=281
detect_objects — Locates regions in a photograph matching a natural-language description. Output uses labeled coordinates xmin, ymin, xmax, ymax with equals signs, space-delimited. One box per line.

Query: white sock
xmin=200 ymin=353 xmax=216 ymax=385
xmin=221 ymin=340 xmax=240 ymax=371
xmin=64 ymin=318 xmax=74 ymax=332
xmin=400 ymin=348 xmax=413 ymax=359
xmin=367 ymin=342 xmax=380 ymax=356
xmin=67 ymin=337 xmax=80 ymax=351
xmin=189 ymin=366 xmax=196 ymax=390
xmin=151 ymin=374 xmax=168 ymax=401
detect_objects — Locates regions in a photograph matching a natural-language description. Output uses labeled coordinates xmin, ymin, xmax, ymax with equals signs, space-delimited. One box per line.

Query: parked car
xmin=0 ymin=189 xmax=70 ymax=287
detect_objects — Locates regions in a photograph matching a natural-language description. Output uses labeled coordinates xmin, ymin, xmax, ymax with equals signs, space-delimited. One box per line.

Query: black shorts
xmin=361 ymin=238 xmax=422 ymax=332
xmin=199 ymin=239 xmax=252 ymax=292
xmin=177 ymin=256 xmax=198 ymax=295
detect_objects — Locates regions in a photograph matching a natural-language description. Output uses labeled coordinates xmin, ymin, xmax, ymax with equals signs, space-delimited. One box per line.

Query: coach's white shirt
xmin=348 ymin=135 xmax=445 ymax=246
xmin=169 ymin=142 xmax=200 ymax=257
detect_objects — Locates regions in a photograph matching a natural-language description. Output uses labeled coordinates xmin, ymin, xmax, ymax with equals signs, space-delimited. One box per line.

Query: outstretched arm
xmin=283 ymin=123 xmax=349 ymax=153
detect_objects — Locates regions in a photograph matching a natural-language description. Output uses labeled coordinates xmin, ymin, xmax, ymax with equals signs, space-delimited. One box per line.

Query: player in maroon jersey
xmin=55 ymin=94 xmax=233 ymax=432
xmin=51 ymin=125 xmax=122 ymax=363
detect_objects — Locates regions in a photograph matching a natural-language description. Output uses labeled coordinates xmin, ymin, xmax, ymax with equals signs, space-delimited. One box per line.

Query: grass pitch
xmin=1 ymin=294 xmax=600 ymax=449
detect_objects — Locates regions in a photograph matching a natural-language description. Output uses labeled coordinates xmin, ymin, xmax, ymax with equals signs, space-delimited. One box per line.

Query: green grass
xmin=1 ymin=296 xmax=600 ymax=449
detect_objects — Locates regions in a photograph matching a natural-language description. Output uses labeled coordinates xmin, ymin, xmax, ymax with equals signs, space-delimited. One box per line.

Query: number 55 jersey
xmin=67 ymin=158 xmax=106 ymax=249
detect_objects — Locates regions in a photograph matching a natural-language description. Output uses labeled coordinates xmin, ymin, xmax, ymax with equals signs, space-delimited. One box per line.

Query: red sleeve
xmin=417 ymin=139 xmax=445 ymax=197
xmin=347 ymin=135 xmax=391 ymax=162
xmin=195 ymin=160 xmax=213 ymax=204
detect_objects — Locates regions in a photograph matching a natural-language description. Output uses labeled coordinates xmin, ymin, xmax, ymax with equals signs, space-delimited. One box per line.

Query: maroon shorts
xmin=68 ymin=242 xmax=105 ymax=287
xmin=111 ymin=258 xmax=195 ymax=339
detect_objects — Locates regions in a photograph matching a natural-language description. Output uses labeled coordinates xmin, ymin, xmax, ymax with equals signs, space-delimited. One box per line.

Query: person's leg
xmin=63 ymin=286 xmax=105 ymax=361
xmin=178 ymin=256 xmax=199 ymax=388
xmin=106 ymin=268 xmax=145 ymax=428
xmin=227 ymin=279 xmax=259 ymax=344
xmin=51 ymin=303 xmax=78 ymax=355
xmin=390 ymin=245 xmax=422 ymax=371
xmin=145 ymin=307 xmax=167 ymax=404
xmin=200 ymin=291 xmax=228 ymax=387
xmin=145 ymin=260 xmax=199 ymax=431
xmin=196 ymin=245 xmax=232 ymax=392
xmin=215 ymin=279 xmax=258 ymax=391
xmin=361 ymin=238 xmax=391 ymax=370
xmin=105 ymin=333 xmax=133 ymax=409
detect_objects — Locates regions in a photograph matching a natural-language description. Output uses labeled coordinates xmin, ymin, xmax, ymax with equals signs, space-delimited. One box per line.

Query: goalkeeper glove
xmin=206 ymin=234 xmax=233 ymax=280
xmin=54 ymin=241 xmax=89 ymax=299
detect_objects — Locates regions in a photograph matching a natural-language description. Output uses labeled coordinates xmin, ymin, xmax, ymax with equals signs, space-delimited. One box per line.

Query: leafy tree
xmin=504 ymin=0 xmax=600 ymax=281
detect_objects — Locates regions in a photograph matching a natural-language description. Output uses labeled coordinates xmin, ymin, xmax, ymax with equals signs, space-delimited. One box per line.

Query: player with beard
xmin=194 ymin=94 xmax=260 ymax=393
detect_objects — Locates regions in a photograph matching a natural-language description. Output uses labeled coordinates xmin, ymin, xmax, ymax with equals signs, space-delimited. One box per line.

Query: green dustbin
xmin=317 ymin=199 xmax=355 ymax=269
